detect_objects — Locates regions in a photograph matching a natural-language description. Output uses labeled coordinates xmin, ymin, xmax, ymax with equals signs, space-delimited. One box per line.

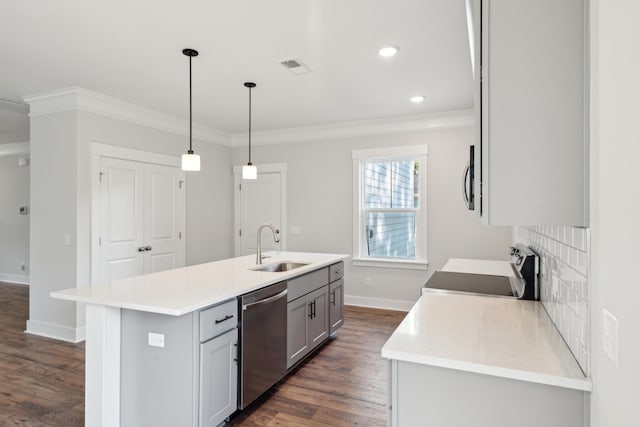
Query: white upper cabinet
xmin=469 ymin=0 xmax=588 ymax=226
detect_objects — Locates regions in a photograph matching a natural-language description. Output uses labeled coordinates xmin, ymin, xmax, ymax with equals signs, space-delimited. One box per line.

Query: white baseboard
xmin=345 ymin=294 xmax=415 ymax=312
xmin=25 ymin=319 xmax=86 ymax=343
xmin=0 ymin=273 xmax=30 ymax=285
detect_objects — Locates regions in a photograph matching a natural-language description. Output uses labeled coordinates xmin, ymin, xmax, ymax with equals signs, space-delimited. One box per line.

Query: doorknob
xmin=145 ymin=245 xmax=152 ymax=251
xmin=138 ymin=246 xmax=146 ymax=252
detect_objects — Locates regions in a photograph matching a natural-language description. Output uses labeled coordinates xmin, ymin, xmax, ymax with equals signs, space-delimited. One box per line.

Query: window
xmin=352 ymin=145 xmax=428 ymax=269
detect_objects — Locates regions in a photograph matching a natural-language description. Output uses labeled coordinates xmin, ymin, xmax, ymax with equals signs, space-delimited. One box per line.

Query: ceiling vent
xmin=280 ymin=58 xmax=312 ymax=75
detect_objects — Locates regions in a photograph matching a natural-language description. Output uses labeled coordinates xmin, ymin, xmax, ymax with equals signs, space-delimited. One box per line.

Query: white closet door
xmin=144 ymin=163 xmax=184 ymax=273
xmin=99 ymin=157 xmax=145 ymax=282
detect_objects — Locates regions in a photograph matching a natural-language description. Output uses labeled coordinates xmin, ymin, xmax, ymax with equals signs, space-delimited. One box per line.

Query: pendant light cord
xmin=189 ymin=54 xmax=193 ymax=153
xmin=248 ymin=85 xmax=252 ymax=164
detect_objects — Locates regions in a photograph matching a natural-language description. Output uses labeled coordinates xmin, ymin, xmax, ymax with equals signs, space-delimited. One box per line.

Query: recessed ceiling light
xmin=410 ymin=95 xmax=425 ymax=103
xmin=378 ymin=45 xmax=399 ymax=57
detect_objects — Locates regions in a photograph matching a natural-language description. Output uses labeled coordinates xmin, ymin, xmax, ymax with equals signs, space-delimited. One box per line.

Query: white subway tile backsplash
xmin=516 ymin=226 xmax=590 ymax=375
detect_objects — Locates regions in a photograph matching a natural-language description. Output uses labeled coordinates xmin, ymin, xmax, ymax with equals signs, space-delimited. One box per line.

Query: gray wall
xmin=28 ymin=109 xmax=233 ymax=340
xmin=233 ymin=126 xmax=513 ymax=308
xmin=589 ymin=0 xmax=640 ymax=424
xmin=0 ymin=153 xmax=30 ymax=283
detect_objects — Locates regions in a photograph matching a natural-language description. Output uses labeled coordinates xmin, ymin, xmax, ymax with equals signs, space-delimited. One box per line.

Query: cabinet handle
xmin=215 ymin=314 xmax=234 ymax=325
xmin=138 ymin=246 xmax=146 ymax=252
xmin=331 ymin=290 xmax=336 ymax=305
xmin=312 ymin=300 xmax=316 ymax=318
xmin=308 ymin=302 xmax=313 ymax=319
xmin=334 ymin=269 xmax=343 ymax=275
xmin=145 ymin=245 xmax=152 ymax=251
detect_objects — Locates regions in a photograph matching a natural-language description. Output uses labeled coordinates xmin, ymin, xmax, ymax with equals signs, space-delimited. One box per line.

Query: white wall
xmin=0 ymin=152 xmax=30 ymax=284
xmin=28 ymin=108 xmax=233 ymax=341
xmin=233 ymin=126 xmax=512 ymax=309
xmin=29 ymin=111 xmax=80 ymax=339
xmin=589 ymin=1 xmax=640 ymax=425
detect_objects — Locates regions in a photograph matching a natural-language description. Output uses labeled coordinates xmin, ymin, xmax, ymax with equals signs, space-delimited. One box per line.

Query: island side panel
xmin=120 ymin=309 xmax=198 ymax=427
xmin=394 ymin=361 xmax=586 ymax=427
xmin=85 ymin=304 xmax=121 ymax=427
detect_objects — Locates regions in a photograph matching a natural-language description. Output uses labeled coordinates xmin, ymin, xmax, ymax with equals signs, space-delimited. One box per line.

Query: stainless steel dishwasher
xmin=239 ymin=281 xmax=288 ymax=409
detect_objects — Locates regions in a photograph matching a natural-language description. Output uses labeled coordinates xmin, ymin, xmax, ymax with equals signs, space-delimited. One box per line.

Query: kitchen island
xmin=382 ymin=292 xmax=591 ymax=427
xmin=52 ymin=251 xmax=348 ymax=427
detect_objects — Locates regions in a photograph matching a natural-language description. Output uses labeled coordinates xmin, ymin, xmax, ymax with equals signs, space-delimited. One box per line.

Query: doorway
xmin=233 ymin=163 xmax=287 ymax=257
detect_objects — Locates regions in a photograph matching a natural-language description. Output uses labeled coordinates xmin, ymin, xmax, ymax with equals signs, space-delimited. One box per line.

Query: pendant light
xmin=181 ymin=48 xmax=200 ymax=171
xmin=242 ymin=82 xmax=257 ymax=180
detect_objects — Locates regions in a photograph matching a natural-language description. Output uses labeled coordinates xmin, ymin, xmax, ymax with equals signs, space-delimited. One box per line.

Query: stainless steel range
xmin=423 ymin=244 xmax=539 ymax=300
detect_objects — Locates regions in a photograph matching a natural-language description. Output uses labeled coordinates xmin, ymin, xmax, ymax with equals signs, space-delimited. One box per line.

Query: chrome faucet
xmin=256 ymin=223 xmax=280 ymax=264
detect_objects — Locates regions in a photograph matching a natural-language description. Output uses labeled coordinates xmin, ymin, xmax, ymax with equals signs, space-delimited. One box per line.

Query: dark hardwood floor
xmin=0 ymin=281 xmax=405 ymax=426
xmin=0 ymin=282 xmax=85 ymax=426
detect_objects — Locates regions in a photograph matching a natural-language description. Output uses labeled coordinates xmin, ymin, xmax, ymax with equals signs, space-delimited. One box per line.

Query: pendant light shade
xmin=242 ymin=82 xmax=257 ymax=180
xmin=182 ymin=48 xmax=200 ymax=172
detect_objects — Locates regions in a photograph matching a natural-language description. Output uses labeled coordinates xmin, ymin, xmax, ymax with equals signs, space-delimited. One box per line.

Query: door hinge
xmin=98 ymin=237 xmax=102 ymax=245
xmin=99 ymin=172 xmax=104 ymax=182
xmin=179 ymin=231 xmax=182 ymax=239
xmin=239 ymin=183 xmax=242 ymax=191
xmin=179 ymin=180 xmax=184 ymax=189
xmin=239 ymin=229 xmax=242 ymax=237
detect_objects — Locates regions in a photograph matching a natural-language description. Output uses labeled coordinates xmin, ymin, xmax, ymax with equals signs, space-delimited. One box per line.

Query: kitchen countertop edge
xmin=381 ymin=348 xmax=592 ymax=392
xmin=51 ymin=252 xmax=349 ymax=316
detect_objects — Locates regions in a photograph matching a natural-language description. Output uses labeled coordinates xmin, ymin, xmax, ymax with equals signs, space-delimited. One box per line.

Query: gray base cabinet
xmin=120 ymin=299 xmax=238 ymax=427
xmin=389 ymin=360 xmax=587 ymax=427
xmin=329 ymin=278 xmax=344 ymax=335
xmin=200 ymin=328 xmax=238 ymax=427
xmin=287 ymin=285 xmax=329 ymax=369
xmin=307 ymin=286 xmax=329 ymax=348
xmin=286 ymin=261 xmax=345 ymax=369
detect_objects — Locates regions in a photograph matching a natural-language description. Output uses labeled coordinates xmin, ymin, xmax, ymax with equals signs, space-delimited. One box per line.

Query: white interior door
xmin=99 ymin=157 xmax=145 ymax=281
xmin=144 ymin=163 xmax=184 ymax=273
xmin=234 ymin=165 xmax=287 ymax=256
xmin=98 ymin=156 xmax=185 ymax=283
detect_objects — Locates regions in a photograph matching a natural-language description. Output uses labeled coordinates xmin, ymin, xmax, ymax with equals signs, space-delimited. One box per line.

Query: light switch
xmin=602 ymin=309 xmax=619 ymax=367
xmin=148 ymin=332 xmax=165 ymax=348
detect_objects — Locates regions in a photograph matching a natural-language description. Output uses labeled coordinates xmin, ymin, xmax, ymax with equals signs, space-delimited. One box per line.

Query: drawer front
xmin=287 ymin=268 xmax=329 ymax=302
xmin=329 ymin=262 xmax=344 ymax=283
xmin=200 ymin=299 xmax=238 ymax=342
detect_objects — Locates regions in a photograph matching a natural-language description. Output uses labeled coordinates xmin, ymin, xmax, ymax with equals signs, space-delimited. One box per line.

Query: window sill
xmin=352 ymin=258 xmax=429 ymax=270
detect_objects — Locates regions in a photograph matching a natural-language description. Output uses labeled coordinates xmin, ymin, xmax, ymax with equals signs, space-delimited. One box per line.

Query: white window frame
xmin=352 ymin=145 xmax=428 ymax=270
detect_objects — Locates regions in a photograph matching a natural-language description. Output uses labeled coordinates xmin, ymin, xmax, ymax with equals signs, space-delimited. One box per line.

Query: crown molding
xmin=0 ymin=141 xmax=30 ymax=157
xmin=0 ymin=98 xmax=29 ymax=114
xmin=23 ymin=87 xmax=232 ymax=146
xmin=231 ymin=110 xmax=473 ymax=147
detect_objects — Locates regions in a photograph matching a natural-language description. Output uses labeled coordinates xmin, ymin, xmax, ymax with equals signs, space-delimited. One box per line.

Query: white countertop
xmin=381 ymin=292 xmax=591 ymax=391
xmin=52 ymin=252 xmax=349 ymax=316
xmin=442 ymin=258 xmax=515 ymax=277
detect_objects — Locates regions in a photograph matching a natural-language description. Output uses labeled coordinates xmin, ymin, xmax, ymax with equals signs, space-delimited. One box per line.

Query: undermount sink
xmin=252 ymin=262 xmax=309 ymax=272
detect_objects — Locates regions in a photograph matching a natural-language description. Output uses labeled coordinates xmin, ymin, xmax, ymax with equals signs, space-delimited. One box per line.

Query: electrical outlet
xmin=602 ymin=309 xmax=619 ymax=367
xmin=365 ymin=277 xmax=372 ymax=287
xmin=148 ymin=332 xmax=165 ymax=348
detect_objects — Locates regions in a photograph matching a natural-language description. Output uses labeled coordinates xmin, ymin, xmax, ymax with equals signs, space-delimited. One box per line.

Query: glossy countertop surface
xmin=51 ymin=252 xmax=348 ymax=316
xmin=382 ymin=292 xmax=591 ymax=391
xmin=442 ymin=258 xmax=515 ymax=277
